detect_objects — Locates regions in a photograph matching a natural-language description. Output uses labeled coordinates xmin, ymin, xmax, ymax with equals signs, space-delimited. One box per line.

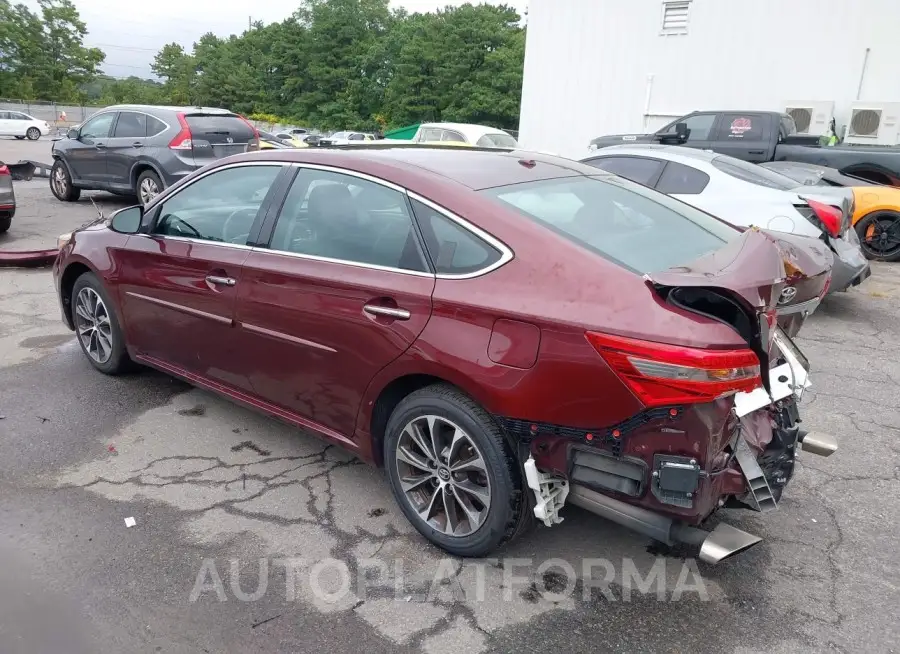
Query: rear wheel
xmin=50 ymin=160 xmax=81 ymax=202
xmin=26 ymin=127 xmax=40 ymax=140
xmin=384 ymin=384 xmax=530 ymax=557
xmin=71 ymin=272 xmax=132 ymax=375
xmin=135 ymin=170 xmax=163 ymax=206
xmin=856 ymin=211 xmax=900 ymax=262
xmin=0 ymin=215 xmax=10 ymax=234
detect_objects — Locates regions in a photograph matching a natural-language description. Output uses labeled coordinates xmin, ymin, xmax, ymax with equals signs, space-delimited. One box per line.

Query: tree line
xmin=1 ymin=0 xmax=526 ymax=132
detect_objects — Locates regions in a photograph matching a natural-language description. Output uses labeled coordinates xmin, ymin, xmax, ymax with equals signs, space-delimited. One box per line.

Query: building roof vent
xmin=661 ymin=1 xmax=691 ymax=35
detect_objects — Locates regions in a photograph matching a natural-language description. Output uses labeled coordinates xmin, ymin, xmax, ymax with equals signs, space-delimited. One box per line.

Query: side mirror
xmin=674 ymin=122 xmax=689 ymax=141
xmin=109 ymin=206 xmax=143 ymax=234
xmin=67 ymin=128 xmax=79 ymax=140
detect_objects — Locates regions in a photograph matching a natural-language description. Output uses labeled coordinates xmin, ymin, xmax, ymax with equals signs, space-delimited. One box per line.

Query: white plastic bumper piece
xmin=734 ymin=330 xmax=811 ymax=418
xmin=524 ymin=456 xmax=570 ymax=527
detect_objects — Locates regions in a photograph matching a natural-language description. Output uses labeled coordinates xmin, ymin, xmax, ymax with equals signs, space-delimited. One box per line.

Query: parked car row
xmin=54 ymin=142 xmax=838 ymax=566
xmin=588 ymin=109 xmax=900 ymax=262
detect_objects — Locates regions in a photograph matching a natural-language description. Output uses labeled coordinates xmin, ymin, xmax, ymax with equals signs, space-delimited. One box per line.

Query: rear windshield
xmin=477 ymin=132 xmax=519 ymax=148
xmin=480 ymin=176 xmax=737 ymax=274
xmin=711 ymin=155 xmax=797 ymax=191
xmin=185 ymin=114 xmax=254 ymax=141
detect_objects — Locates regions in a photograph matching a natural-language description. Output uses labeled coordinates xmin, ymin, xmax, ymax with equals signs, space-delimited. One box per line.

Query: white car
xmin=0 ymin=110 xmax=51 ymax=140
xmin=411 ymin=122 xmax=519 ymax=148
xmin=318 ymin=131 xmax=376 ymax=146
xmin=581 ymin=144 xmax=870 ymax=293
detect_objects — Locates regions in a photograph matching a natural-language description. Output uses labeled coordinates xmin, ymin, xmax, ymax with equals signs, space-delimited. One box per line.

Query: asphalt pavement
xmin=1 ymin=170 xmax=899 ymax=654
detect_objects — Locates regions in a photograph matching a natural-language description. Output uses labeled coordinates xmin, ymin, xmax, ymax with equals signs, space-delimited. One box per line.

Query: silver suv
xmin=50 ymin=104 xmax=260 ymax=205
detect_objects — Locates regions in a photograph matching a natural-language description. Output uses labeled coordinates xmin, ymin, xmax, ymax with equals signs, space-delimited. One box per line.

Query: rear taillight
xmin=168 ymin=112 xmax=192 ymax=150
xmin=585 ymin=331 xmax=762 ymax=408
xmin=0 ymin=164 xmax=9 ymax=176
xmin=804 ymin=199 xmax=842 ymax=238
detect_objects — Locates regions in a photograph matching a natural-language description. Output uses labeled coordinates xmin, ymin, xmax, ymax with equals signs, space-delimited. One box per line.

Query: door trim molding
xmin=125 ymin=291 xmax=232 ymax=325
xmin=241 ymin=322 xmax=337 ymax=353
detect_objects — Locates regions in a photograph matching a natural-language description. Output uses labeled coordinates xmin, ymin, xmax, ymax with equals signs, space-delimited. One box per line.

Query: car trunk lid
xmin=645 ymin=227 xmax=832 ymax=389
xmin=182 ymin=112 xmax=258 ymax=162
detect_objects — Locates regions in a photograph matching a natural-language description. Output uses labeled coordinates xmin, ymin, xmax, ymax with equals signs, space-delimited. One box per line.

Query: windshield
xmin=480 ymin=176 xmax=738 ymax=274
xmin=477 ymin=132 xmax=519 ymax=148
xmin=711 ymin=155 xmax=799 ymax=191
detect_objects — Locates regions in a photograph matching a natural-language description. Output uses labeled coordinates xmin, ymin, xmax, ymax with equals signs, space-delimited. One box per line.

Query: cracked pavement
xmin=1 ymin=234 xmax=899 ymax=652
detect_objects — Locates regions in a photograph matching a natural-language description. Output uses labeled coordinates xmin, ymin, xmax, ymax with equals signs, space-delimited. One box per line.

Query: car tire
xmin=71 ymin=272 xmax=132 ymax=375
xmin=26 ymin=127 xmax=40 ymax=140
xmin=0 ymin=215 xmax=10 ymax=234
xmin=135 ymin=169 xmax=163 ymax=206
xmin=855 ymin=211 xmax=900 ymax=262
xmin=384 ymin=383 xmax=531 ymax=557
xmin=50 ymin=160 xmax=81 ymax=202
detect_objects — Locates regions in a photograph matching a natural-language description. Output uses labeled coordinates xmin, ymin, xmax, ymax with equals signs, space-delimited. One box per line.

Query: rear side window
xmin=480 ymin=176 xmax=736 ymax=275
xmin=475 ymin=132 xmax=519 ymax=148
xmin=184 ymin=114 xmax=254 ymax=142
xmin=716 ymin=114 xmax=764 ymax=140
xmin=146 ymin=115 xmax=167 ymax=137
xmin=584 ymin=156 xmax=664 ymax=186
xmin=113 ymin=112 xmax=147 ymax=138
xmin=711 ymin=156 xmax=797 ymax=190
xmin=410 ymin=198 xmax=502 ymax=275
xmin=655 ymin=161 xmax=710 ymax=194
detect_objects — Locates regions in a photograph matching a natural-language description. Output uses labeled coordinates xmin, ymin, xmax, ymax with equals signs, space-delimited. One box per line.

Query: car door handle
xmin=94 ymin=142 xmax=106 ymax=149
xmin=748 ymin=150 xmax=765 ymax=155
xmin=206 ymin=275 xmax=236 ymax=287
xmin=363 ymin=304 xmax=410 ymax=320
xmin=131 ymin=141 xmax=144 ymax=148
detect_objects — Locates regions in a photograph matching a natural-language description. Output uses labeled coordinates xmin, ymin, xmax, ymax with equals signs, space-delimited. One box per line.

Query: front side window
xmin=418 ymin=128 xmax=444 ymax=142
xmin=481 ymin=175 xmax=736 ymax=274
xmin=112 ymin=112 xmax=147 ymax=138
xmin=655 ymin=161 xmax=710 ymax=194
xmin=269 ymin=169 xmax=427 ymax=272
xmin=442 ymin=130 xmax=466 ymax=142
xmin=154 ymin=165 xmax=282 ymax=244
xmin=716 ymin=114 xmax=765 ymax=140
xmin=409 ymin=198 xmax=502 ymax=275
xmin=584 ymin=156 xmax=664 ymax=186
xmin=660 ymin=113 xmax=716 ymax=141
xmin=80 ymin=113 xmax=115 ymax=140
xmin=711 ymin=156 xmax=796 ymax=190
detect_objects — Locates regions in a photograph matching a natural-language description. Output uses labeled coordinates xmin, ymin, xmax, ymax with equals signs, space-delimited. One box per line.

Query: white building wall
xmin=519 ymin=0 xmax=900 ymax=158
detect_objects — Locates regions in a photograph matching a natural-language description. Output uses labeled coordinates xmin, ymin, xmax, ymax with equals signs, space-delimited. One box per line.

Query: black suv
xmin=50 ymin=105 xmax=259 ymax=205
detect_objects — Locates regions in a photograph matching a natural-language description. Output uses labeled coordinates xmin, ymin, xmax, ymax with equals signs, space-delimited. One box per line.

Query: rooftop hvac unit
xmin=783 ymin=101 xmax=834 ymax=136
xmin=844 ymin=102 xmax=900 ymax=145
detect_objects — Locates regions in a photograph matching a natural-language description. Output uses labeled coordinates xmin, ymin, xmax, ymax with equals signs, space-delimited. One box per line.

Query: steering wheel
xmin=223 ymin=208 xmax=258 ymax=244
xmin=165 ymin=216 xmax=202 ymax=239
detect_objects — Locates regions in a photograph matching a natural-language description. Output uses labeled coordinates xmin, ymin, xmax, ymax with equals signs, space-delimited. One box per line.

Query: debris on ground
xmin=124 ymin=517 xmax=136 ymax=528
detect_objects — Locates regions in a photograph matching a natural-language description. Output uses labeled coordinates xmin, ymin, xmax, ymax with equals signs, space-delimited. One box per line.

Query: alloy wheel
xmin=52 ymin=165 xmax=68 ymax=197
xmin=139 ymin=177 xmax=159 ymax=204
xmin=26 ymin=127 xmax=40 ymax=140
xmin=74 ymin=287 xmax=113 ymax=364
xmin=394 ymin=415 xmax=492 ymax=537
xmin=862 ymin=216 xmax=900 ymax=259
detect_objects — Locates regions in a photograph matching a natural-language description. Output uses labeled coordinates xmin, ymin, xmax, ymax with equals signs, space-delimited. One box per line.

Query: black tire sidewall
xmin=51 ymin=160 xmax=80 ymax=202
xmin=384 ymin=386 xmax=523 ymax=557
xmin=856 ymin=211 xmax=900 ymax=262
xmin=71 ymin=272 xmax=130 ymax=375
xmin=0 ymin=215 xmax=10 ymax=233
xmin=136 ymin=170 xmax=163 ymax=206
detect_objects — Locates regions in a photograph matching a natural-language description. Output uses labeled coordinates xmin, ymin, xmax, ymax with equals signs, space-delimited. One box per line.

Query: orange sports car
xmin=762 ymin=161 xmax=900 ymax=262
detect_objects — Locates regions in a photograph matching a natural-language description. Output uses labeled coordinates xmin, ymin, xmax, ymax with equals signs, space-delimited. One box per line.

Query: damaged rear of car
xmin=474 ymin=171 xmax=837 ymax=564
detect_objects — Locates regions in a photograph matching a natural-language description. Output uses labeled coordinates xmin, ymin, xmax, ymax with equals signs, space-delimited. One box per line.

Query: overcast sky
xmin=20 ymin=0 xmax=528 ymax=79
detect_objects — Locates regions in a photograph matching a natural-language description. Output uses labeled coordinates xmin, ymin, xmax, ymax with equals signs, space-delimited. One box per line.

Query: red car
xmin=54 ymin=147 xmax=838 ymax=563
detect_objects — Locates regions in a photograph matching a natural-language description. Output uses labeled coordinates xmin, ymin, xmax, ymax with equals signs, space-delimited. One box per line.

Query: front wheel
xmin=856 ymin=210 xmax=900 ymax=262
xmin=71 ymin=272 xmax=132 ymax=375
xmin=50 ymin=160 xmax=81 ymax=202
xmin=26 ymin=127 xmax=40 ymax=140
xmin=384 ymin=384 xmax=531 ymax=557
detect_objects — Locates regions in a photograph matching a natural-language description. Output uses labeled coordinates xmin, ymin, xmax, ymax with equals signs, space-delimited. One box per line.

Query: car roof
xmin=586 ymin=144 xmax=721 ymax=164
xmin=225 ymin=145 xmax=602 ymax=190
xmin=420 ymin=122 xmax=512 ymax=140
xmin=102 ymin=104 xmax=235 ymax=114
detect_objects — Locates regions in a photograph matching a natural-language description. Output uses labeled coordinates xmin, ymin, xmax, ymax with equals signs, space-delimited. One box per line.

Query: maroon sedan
xmin=54 ymin=146 xmax=837 ymax=563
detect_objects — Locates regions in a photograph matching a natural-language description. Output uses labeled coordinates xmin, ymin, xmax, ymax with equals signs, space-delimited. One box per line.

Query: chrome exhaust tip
xmin=698 ymin=523 xmax=762 ymax=565
xmin=799 ymin=431 xmax=838 ymax=457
